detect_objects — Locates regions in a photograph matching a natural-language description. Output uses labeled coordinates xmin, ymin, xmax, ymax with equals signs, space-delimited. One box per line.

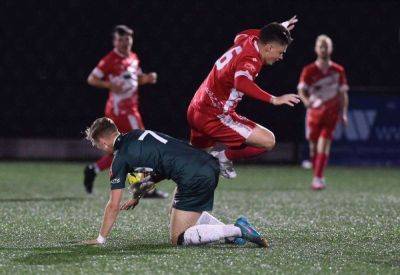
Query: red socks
xmin=313 ymin=153 xmax=328 ymax=178
xmin=96 ymin=154 xmax=114 ymax=171
xmin=225 ymin=146 xmax=267 ymax=161
xmin=311 ymin=154 xmax=316 ymax=169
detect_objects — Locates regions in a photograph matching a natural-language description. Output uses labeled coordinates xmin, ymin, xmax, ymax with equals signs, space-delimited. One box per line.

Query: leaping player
xmin=83 ymin=25 xmax=167 ymax=198
xmin=297 ymin=34 xmax=349 ymax=190
xmin=187 ymin=16 xmax=300 ymax=179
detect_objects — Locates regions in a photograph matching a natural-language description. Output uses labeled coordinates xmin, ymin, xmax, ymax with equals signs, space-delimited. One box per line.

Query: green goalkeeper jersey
xmin=109 ymin=130 xmax=217 ymax=190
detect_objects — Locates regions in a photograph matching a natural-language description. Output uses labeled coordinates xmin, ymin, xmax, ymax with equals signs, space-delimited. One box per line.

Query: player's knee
xmin=260 ymin=132 xmax=275 ymax=150
xmin=170 ymin=232 xmax=185 ymax=246
xmin=251 ymin=126 xmax=275 ymax=150
xmin=170 ymin=237 xmax=178 ymax=246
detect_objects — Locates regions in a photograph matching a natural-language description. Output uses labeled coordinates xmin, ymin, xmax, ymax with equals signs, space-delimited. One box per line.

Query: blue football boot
xmin=234 ymin=216 xmax=268 ymax=248
xmin=225 ymin=236 xmax=247 ymax=245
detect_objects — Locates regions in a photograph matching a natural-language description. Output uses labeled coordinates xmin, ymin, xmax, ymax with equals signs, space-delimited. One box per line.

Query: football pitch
xmin=0 ymin=162 xmax=399 ymax=274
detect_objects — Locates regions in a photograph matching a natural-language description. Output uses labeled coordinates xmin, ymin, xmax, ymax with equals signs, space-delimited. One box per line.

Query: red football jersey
xmin=190 ymin=30 xmax=263 ymax=114
xmin=297 ymin=61 xmax=348 ymax=108
xmin=91 ymin=50 xmax=142 ymax=115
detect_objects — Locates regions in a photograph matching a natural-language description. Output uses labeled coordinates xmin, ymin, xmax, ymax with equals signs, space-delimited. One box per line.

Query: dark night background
xmin=1 ymin=0 xmax=399 ymax=142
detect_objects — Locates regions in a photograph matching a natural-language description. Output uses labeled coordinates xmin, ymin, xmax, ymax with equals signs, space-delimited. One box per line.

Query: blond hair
xmin=85 ymin=117 xmax=118 ymax=145
xmin=315 ymin=34 xmax=333 ymax=48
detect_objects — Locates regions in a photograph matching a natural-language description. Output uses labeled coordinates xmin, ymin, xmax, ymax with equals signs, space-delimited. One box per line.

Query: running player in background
xmin=83 ymin=25 xmax=167 ymax=198
xmin=187 ymin=16 xmax=300 ymax=179
xmin=297 ymin=34 xmax=349 ymax=190
xmin=82 ymin=117 xmax=268 ymax=247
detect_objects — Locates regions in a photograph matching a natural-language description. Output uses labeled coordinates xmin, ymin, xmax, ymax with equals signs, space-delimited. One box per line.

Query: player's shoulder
xmin=129 ymin=51 xmax=139 ymax=60
xmin=330 ymin=61 xmax=345 ymax=72
xmin=97 ymin=50 xmax=117 ymax=67
xmin=303 ymin=62 xmax=318 ymax=71
xmin=102 ymin=50 xmax=118 ymax=61
xmin=110 ymin=151 xmax=124 ymax=173
xmin=239 ymin=37 xmax=262 ymax=63
xmin=234 ymin=29 xmax=260 ymax=45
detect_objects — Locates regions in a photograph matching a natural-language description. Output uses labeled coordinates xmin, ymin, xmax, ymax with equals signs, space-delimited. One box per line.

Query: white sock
xmin=183 ymin=224 xmax=241 ymax=245
xmin=196 ymin=212 xmax=238 ymax=243
xmin=196 ymin=212 xmax=224 ymax=225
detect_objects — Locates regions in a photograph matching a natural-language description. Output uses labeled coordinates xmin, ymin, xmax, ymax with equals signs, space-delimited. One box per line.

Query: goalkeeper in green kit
xmin=82 ymin=117 xmax=268 ymax=247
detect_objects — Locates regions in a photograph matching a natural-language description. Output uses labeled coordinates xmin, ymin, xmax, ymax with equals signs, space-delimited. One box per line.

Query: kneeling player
xmin=82 ymin=117 xmax=268 ymax=247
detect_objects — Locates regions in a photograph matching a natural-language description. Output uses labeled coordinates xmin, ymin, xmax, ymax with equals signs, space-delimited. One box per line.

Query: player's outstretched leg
xmin=211 ymin=146 xmax=267 ymax=179
xmin=211 ymin=124 xmax=273 ymax=179
xmin=210 ymin=150 xmax=237 ymax=179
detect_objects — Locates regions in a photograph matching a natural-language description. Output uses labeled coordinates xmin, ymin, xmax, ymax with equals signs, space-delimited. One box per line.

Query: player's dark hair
xmin=113 ymin=25 xmax=134 ymax=36
xmin=259 ymin=22 xmax=293 ymax=45
xmin=85 ymin=117 xmax=118 ymax=145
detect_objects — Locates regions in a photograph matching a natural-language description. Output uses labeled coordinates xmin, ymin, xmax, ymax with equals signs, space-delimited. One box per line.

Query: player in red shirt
xmin=83 ymin=25 xmax=167 ymax=198
xmin=297 ymin=34 xmax=349 ymax=190
xmin=187 ymin=17 xmax=300 ymax=178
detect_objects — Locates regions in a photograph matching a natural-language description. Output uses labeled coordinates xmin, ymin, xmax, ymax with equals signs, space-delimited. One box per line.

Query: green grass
xmin=0 ymin=162 xmax=399 ymax=274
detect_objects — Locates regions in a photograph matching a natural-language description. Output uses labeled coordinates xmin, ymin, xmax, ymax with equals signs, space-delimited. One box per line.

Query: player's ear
xmin=264 ymin=43 xmax=272 ymax=52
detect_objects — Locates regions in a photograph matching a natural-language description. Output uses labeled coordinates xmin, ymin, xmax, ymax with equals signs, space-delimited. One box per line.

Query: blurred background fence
xmin=0 ymin=0 xmax=399 ymax=165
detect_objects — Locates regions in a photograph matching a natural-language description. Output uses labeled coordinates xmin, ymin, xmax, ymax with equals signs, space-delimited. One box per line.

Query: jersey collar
xmin=253 ymin=40 xmax=260 ymax=53
xmin=252 ymin=38 xmax=263 ymax=62
xmin=113 ymin=48 xmax=130 ymax=58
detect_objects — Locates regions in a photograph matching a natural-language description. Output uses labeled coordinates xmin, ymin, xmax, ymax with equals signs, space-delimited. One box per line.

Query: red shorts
xmin=105 ymin=108 xmax=144 ymax=133
xmin=187 ymin=105 xmax=256 ymax=148
xmin=306 ymin=104 xmax=340 ymax=142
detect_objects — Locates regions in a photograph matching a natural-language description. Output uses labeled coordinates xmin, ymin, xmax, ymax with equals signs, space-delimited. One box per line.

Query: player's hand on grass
xmin=271 ymin=94 xmax=301 ymax=107
xmin=281 ymin=15 xmax=298 ymax=31
xmin=120 ymin=198 xmax=139 ymax=210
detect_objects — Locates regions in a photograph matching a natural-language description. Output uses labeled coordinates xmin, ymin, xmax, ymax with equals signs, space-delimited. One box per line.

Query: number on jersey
xmin=138 ymin=130 xmax=168 ymax=144
xmin=215 ymin=46 xmax=242 ymax=70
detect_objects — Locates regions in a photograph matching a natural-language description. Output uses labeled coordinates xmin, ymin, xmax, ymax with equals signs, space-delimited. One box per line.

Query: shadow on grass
xmin=0 ymin=197 xmax=86 ymax=203
xmin=11 ymin=241 xmax=262 ymax=265
xmin=12 ymin=243 xmax=173 ymax=265
xmin=369 ymin=258 xmax=400 ymax=268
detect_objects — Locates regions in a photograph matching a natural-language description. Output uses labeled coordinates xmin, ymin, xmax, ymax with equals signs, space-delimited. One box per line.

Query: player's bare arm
xmin=298 ymin=89 xmax=311 ymax=107
xmin=233 ymin=74 xmax=300 ymax=107
xmin=270 ymin=94 xmax=300 ymax=107
xmin=138 ymin=72 xmax=157 ymax=85
xmin=341 ymin=89 xmax=349 ymax=126
xmin=87 ymin=73 xmax=124 ymax=94
xmin=83 ymin=188 xmax=123 ymax=245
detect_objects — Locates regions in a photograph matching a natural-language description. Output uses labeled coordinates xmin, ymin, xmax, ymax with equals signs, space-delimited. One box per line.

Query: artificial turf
xmin=0 ymin=162 xmax=399 ymax=274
